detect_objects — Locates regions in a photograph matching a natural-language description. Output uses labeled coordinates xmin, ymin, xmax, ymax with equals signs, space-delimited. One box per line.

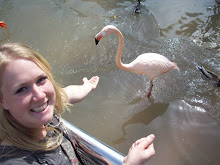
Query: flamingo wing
xmin=126 ymin=53 xmax=178 ymax=80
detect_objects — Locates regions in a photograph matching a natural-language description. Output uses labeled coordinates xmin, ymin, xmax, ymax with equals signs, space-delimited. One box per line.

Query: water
xmin=0 ymin=0 xmax=219 ymax=164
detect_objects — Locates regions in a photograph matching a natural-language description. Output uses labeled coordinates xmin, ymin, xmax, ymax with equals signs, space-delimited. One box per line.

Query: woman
xmin=0 ymin=43 xmax=155 ymax=165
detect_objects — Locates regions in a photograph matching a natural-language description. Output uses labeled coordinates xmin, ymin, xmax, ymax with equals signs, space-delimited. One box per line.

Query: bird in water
xmin=134 ymin=0 xmax=142 ymax=13
xmin=95 ymin=25 xmax=179 ymax=97
xmin=0 ymin=21 xmax=7 ymax=29
xmin=197 ymin=66 xmax=220 ymax=87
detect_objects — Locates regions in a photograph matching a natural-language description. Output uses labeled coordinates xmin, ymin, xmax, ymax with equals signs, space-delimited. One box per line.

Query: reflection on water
xmin=161 ymin=5 xmax=220 ymax=50
xmin=148 ymin=0 xmax=220 ymax=51
xmin=191 ymin=5 xmax=220 ymax=50
xmin=151 ymin=100 xmax=220 ymax=165
xmin=0 ymin=0 xmax=219 ymax=165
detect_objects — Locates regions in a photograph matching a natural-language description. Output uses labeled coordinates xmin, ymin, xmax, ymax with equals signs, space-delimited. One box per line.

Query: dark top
xmin=0 ymin=115 xmax=81 ymax=165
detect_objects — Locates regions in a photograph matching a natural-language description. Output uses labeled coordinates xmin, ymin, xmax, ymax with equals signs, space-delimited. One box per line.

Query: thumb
xmin=82 ymin=77 xmax=88 ymax=83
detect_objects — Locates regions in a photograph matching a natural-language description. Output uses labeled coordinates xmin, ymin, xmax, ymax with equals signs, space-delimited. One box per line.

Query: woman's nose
xmin=32 ymin=84 xmax=46 ymax=101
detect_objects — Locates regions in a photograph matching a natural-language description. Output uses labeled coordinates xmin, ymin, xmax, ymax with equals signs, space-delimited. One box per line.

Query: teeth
xmin=32 ymin=102 xmax=48 ymax=112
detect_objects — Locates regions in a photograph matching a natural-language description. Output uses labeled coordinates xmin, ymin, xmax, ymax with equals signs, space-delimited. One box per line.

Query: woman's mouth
xmin=31 ymin=101 xmax=48 ymax=112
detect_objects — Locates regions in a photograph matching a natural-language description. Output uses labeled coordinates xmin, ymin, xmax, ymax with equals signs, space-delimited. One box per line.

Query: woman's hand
xmin=82 ymin=76 xmax=99 ymax=91
xmin=63 ymin=76 xmax=99 ymax=104
xmin=123 ymin=134 xmax=155 ymax=165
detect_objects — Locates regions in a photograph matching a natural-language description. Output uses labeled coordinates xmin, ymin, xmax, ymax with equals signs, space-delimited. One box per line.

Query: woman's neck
xmin=0 ymin=128 xmax=47 ymax=146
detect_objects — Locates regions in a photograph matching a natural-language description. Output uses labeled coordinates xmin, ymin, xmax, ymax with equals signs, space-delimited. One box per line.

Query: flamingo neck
xmin=115 ymin=29 xmax=128 ymax=71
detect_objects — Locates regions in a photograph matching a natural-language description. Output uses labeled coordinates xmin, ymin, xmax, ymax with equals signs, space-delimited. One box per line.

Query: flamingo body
xmin=125 ymin=53 xmax=178 ymax=80
xmin=95 ymin=25 xmax=179 ymax=97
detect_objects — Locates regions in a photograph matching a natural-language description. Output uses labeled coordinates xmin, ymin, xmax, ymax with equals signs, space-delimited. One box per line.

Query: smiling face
xmin=0 ymin=59 xmax=56 ymax=129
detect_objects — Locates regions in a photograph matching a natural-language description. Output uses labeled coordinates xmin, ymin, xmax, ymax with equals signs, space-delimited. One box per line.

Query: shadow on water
xmin=112 ymin=102 xmax=168 ymax=144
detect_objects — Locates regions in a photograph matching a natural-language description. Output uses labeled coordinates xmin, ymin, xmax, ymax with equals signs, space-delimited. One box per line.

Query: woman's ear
xmin=0 ymin=99 xmax=9 ymax=110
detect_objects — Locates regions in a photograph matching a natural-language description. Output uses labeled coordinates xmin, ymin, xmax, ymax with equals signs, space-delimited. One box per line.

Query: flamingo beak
xmin=95 ymin=38 xmax=99 ymax=45
xmin=95 ymin=35 xmax=102 ymax=45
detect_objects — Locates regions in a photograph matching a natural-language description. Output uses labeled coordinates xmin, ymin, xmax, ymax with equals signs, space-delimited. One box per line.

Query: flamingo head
xmin=95 ymin=25 xmax=118 ymax=45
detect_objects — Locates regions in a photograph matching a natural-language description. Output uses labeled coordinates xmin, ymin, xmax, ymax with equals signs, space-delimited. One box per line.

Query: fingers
xmin=130 ymin=134 xmax=155 ymax=151
xmin=82 ymin=76 xmax=99 ymax=90
xmin=137 ymin=134 xmax=155 ymax=150
xmin=89 ymin=76 xmax=99 ymax=84
xmin=82 ymin=76 xmax=99 ymax=82
xmin=135 ymin=137 xmax=147 ymax=145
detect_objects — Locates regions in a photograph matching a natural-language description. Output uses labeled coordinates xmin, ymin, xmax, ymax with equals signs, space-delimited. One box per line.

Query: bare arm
xmin=63 ymin=76 xmax=99 ymax=104
xmin=122 ymin=134 xmax=155 ymax=165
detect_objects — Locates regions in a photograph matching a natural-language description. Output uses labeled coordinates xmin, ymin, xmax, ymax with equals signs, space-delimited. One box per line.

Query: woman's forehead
xmin=2 ymin=59 xmax=44 ymax=85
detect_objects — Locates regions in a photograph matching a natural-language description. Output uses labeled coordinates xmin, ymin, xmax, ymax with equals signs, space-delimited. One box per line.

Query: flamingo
xmin=0 ymin=21 xmax=7 ymax=29
xmin=95 ymin=25 xmax=179 ymax=97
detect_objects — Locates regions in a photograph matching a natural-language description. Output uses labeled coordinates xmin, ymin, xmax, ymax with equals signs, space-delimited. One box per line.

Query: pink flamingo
xmin=95 ymin=25 xmax=179 ymax=97
xmin=0 ymin=21 xmax=7 ymax=29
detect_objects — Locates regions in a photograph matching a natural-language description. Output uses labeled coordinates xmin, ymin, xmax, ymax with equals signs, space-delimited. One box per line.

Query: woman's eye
xmin=16 ymin=87 xmax=27 ymax=94
xmin=37 ymin=76 xmax=47 ymax=84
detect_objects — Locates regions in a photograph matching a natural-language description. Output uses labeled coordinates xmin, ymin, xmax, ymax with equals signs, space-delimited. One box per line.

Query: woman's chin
xmin=40 ymin=107 xmax=54 ymax=126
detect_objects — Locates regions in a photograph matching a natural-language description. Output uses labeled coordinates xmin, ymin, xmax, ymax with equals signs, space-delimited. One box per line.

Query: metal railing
xmin=62 ymin=119 xmax=125 ymax=165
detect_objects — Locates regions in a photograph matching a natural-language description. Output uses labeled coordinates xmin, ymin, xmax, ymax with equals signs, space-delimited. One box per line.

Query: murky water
xmin=0 ymin=0 xmax=219 ymax=164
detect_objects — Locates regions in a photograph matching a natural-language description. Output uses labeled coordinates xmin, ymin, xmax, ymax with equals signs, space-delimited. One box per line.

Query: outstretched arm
xmin=63 ymin=76 xmax=99 ymax=104
xmin=123 ymin=134 xmax=155 ymax=165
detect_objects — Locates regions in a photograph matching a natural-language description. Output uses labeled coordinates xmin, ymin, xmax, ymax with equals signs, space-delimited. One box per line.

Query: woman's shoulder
xmin=0 ymin=143 xmax=72 ymax=165
xmin=0 ymin=145 xmax=36 ymax=164
xmin=0 ymin=143 xmax=17 ymax=151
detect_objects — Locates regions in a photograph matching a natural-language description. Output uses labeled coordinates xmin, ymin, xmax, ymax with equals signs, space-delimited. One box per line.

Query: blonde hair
xmin=0 ymin=43 xmax=69 ymax=151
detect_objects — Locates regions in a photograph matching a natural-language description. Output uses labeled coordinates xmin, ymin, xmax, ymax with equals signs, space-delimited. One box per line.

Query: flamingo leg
xmin=147 ymin=80 xmax=153 ymax=98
